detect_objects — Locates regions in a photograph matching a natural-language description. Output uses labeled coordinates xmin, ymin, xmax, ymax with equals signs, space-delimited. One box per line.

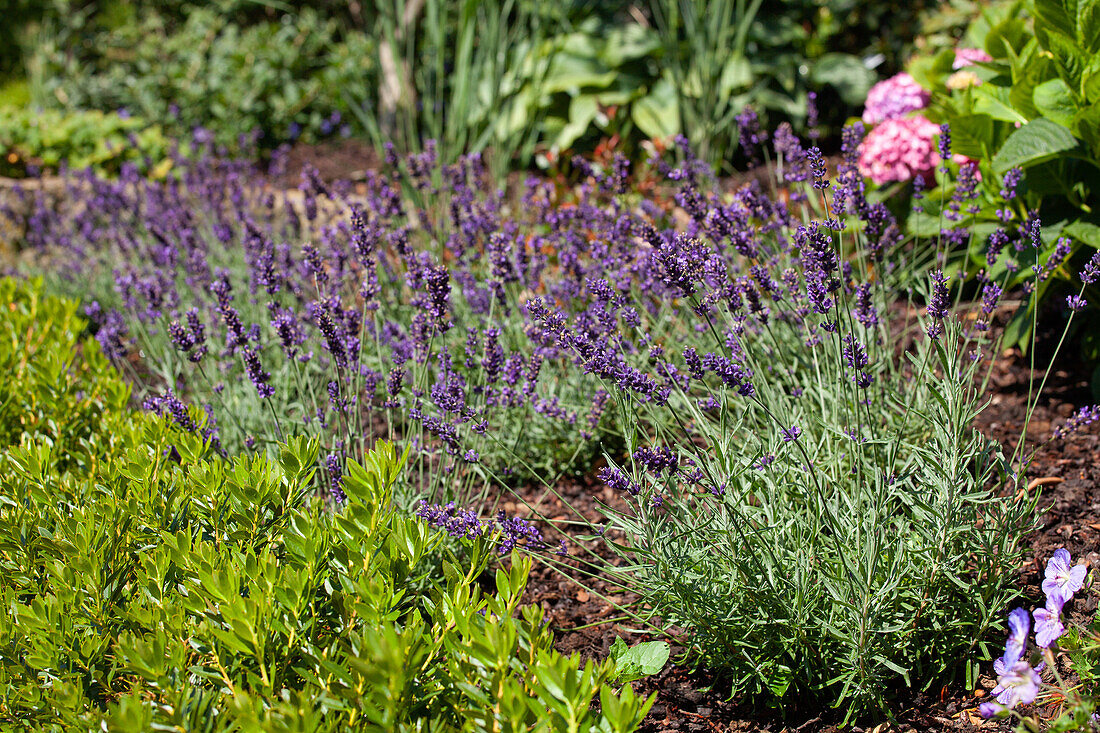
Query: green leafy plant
xmin=29 ymin=6 xmax=372 ymax=148
xmin=0 ymin=108 xmax=169 ymax=177
xmin=0 ymin=276 xmax=132 ymax=472
xmin=907 ymin=0 xmax=1100 ymax=354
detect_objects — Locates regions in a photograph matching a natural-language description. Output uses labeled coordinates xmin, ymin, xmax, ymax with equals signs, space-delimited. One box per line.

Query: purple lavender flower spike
xmin=1042 ymin=548 xmax=1087 ymax=606
xmin=1000 ymin=167 xmax=1022 ymax=200
xmin=243 ymin=347 xmax=274 ymax=399
xmin=807 ymin=146 xmax=829 ymax=190
xmin=925 ymin=271 xmax=949 ymax=339
xmin=1066 ymin=294 xmax=1087 ymax=312
xmin=781 ymin=425 xmax=802 ymax=442
xmin=1053 ymin=405 xmax=1100 ymax=440
xmin=326 ymin=453 xmax=346 ymax=503
xmin=416 ymin=500 xmax=484 ymax=540
xmin=1081 ymin=251 xmax=1100 ymax=285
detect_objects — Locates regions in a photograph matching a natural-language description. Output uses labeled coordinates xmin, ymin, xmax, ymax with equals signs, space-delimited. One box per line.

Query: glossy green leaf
xmin=991 ymin=117 xmax=1079 ymax=173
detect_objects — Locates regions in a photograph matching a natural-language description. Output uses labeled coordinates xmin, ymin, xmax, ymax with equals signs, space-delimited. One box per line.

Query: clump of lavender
xmin=13 ymin=124 xmax=1050 ymax=717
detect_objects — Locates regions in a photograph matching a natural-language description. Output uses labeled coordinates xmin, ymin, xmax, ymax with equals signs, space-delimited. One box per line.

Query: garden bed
xmin=2 ymin=137 xmax=1096 ymax=729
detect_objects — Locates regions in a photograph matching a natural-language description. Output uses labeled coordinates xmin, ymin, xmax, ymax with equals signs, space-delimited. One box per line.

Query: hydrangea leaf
xmin=991 ymin=117 xmax=1079 ymax=173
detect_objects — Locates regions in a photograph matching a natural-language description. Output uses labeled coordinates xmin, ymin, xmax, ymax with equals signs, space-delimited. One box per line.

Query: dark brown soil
xmin=507 ymin=348 xmax=1099 ymax=733
xmin=266 ymin=138 xmax=383 ymax=188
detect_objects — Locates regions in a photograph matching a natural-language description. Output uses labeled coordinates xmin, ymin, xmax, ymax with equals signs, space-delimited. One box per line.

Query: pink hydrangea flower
xmin=954 ymin=47 xmax=993 ymax=69
xmin=857 ymin=115 xmax=941 ymax=184
xmin=862 ymin=73 xmax=930 ymax=125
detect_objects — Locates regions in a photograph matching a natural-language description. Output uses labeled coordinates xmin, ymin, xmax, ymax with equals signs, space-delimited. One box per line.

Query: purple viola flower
xmin=1033 ymin=599 xmax=1066 ymax=649
xmin=995 ymin=606 xmax=1030 ymax=673
xmin=1042 ymin=548 xmax=1087 ymax=606
xmin=989 ymin=659 xmax=1041 ymax=711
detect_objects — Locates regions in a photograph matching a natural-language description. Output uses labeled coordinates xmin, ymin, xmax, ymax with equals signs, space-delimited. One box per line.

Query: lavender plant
xmin=521 ymin=138 xmax=1046 ymax=716
xmin=8 ymin=142 xmax=610 ymax=510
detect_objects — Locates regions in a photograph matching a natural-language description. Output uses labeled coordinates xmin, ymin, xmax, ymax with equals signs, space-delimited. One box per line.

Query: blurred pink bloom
xmin=954 ymin=47 xmax=993 ymax=69
xmin=862 ymin=73 xmax=930 ymax=125
xmin=857 ymin=115 xmax=941 ymax=184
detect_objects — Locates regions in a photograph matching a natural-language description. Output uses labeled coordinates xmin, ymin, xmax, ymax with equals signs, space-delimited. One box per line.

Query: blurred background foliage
xmin=2 ymin=0 xmax=981 ymax=176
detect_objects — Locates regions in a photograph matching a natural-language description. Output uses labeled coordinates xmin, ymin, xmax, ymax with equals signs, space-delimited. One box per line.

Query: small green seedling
xmin=610 ymin=637 xmax=670 ymax=685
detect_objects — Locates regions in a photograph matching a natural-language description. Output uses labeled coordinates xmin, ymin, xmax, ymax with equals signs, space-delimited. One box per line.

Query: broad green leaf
xmin=541 ymin=53 xmax=616 ymax=95
xmin=1032 ymin=0 xmax=1076 ymax=39
xmin=1033 ymin=78 xmax=1077 ymax=128
xmin=718 ymin=53 xmax=753 ymax=97
xmin=597 ymin=25 xmax=661 ymax=68
xmin=1077 ymin=0 xmax=1100 ymax=53
xmin=991 ymin=117 xmax=1079 ymax=173
xmin=1040 ymin=30 xmax=1087 ymax=92
xmin=972 ymin=84 xmax=1029 ymax=123
xmin=609 ymin=637 xmax=670 ymax=684
xmin=1072 ymin=101 xmax=1100 ymax=157
xmin=631 ymin=77 xmax=679 ymax=141
xmin=1065 ymin=220 xmax=1100 ymax=248
xmin=552 ymin=94 xmax=599 ymax=152
xmin=947 ymin=111 xmax=994 ymax=159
